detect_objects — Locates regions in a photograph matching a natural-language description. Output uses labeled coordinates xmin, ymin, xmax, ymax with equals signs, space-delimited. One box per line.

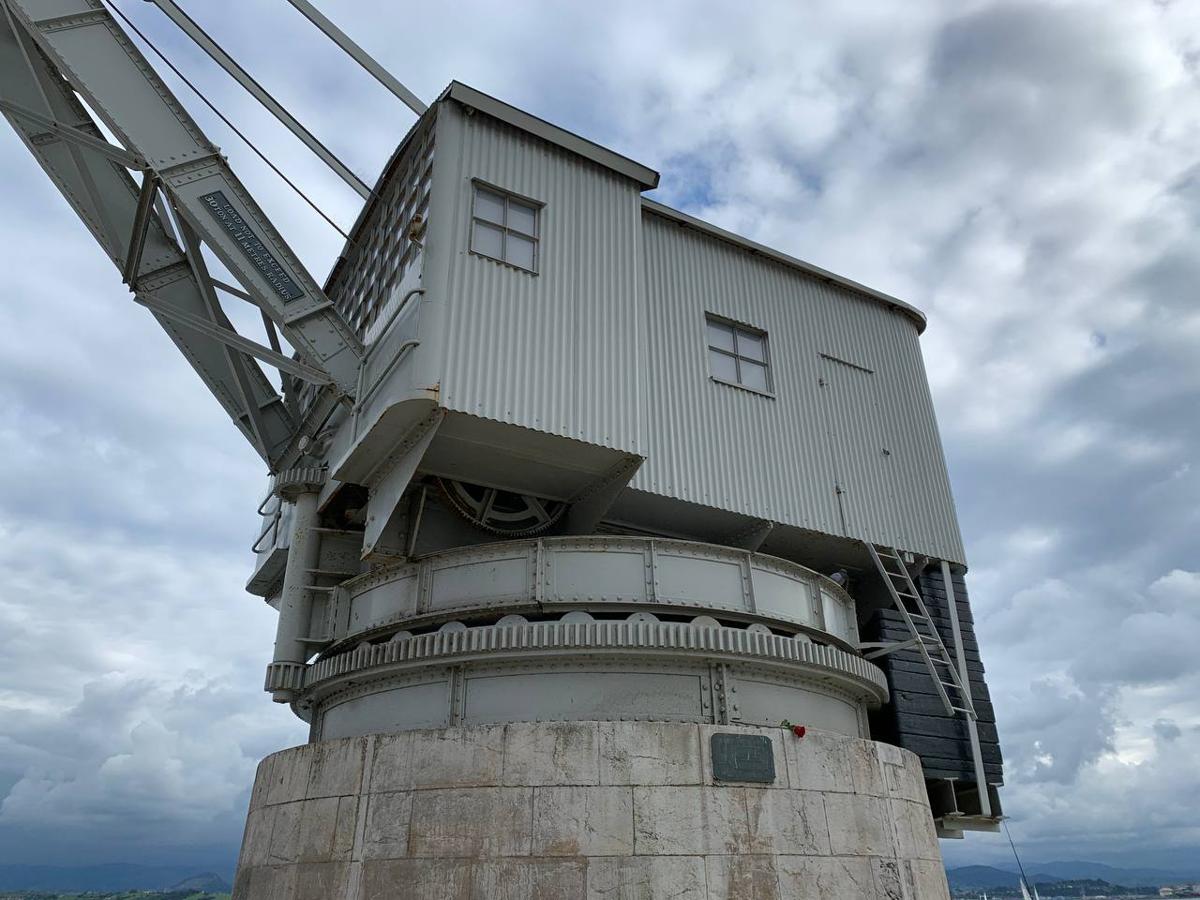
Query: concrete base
xmin=233 ymin=722 xmax=950 ymax=899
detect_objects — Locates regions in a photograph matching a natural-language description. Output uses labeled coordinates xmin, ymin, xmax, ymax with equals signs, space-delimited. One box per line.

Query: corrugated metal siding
xmin=635 ymin=212 xmax=965 ymax=563
xmin=437 ymin=106 xmax=644 ymax=452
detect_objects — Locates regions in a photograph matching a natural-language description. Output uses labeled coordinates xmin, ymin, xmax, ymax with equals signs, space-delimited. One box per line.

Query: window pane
xmin=706 ymin=319 xmax=735 ymax=352
xmin=507 ymin=234 xmax=536 ymax=270
xmin=740 ymin=360 xmax=769 ymax=392
xmin=736 ymin=329 xmax=767 ymax=362
xmin=474 ymin=187 xmax=505 ymax=224
xmin=508 ymin=200 xmax=538 ymax=236
xmin=472 ymin=221 xmax=503 ymax=258
xmin=709 ymin=349 xmax=738 ymax=382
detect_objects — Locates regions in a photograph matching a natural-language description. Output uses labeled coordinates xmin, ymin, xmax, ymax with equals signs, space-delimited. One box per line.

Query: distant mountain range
xmin=0 ymin=863 xmax=232 ymax=892
xmin=947 ymin=860 xmax=1200 ymax=891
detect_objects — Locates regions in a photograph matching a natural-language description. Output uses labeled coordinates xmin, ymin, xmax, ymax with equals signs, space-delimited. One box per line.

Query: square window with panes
xmin=706 ymin=316 xmax=772 ymax=393
xmin=470 ymin=183 xmax=540 ymax=272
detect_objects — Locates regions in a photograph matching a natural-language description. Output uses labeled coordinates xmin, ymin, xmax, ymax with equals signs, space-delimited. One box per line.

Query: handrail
xmin=365 ymin=287 xmax=424 ymax=347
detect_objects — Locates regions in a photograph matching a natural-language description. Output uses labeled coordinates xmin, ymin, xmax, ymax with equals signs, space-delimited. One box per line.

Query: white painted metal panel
xmin=735 ymin=678 xmax=862 ymax=735
xmin=548 ymin=549 xmax=648 ymax=602
xmin=751 ymin=568 xmax=816 ymax=626
xmin=436 ymin=104 xmax=644 ymax=453
xmin=350 ymin=574 xmax=418 ymax=632
xmin=635 ymin=211 xmax=965 ymax=563
xmin=319 ymin=680 xmax=450 ymax=739
xmin=463 ymin=671 xmax=704 ymax=723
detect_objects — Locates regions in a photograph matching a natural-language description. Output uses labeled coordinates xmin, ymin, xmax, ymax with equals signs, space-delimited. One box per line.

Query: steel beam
xmin=5 ymin=0 xmax=364 ymax=396
xmin=0 ymin=4 xmax=300 ymax=467
xmin=283 ymin=0 xmax=427 ymax=116
xmin=122 ymin=171 xmax=157 ymax=285
xmin=943 ymin=560 xmax=992 ymax=818
xmin=135 ymin=290 xmax=333 ymax=386
xmin=144 ymin=0 xmax=370 ymax=199
xmin=0 ymin=96 xmax=145 ymax=168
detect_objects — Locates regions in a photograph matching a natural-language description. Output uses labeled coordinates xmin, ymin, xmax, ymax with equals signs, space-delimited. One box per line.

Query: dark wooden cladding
xmin=865 ymin=567 xmax=1004 ymax=785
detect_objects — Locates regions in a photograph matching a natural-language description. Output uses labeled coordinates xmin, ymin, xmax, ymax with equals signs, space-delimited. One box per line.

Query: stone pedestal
xmin=233 ymin=721 xmax=950 ymax=899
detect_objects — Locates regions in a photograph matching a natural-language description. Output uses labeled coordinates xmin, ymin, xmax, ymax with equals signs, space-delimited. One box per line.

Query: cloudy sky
xmin=1 ymin=0 xmax=1198 ymax=876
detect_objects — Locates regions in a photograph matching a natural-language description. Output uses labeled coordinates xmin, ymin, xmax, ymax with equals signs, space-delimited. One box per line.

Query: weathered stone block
xmin=783 ymin=731 xmax=854 ymax=793
xmin=360 ymin=858 xmax=472 ymax=900
xmin=890 ymin=798 xmax=941 ymax=862
xmin=586 ymin=855 xmax=707 ymax=900
xmin=702 ymin=787 xmax=775 ymax=855
xmin=249 ymin=753 xmax=276 ymax=810
xmin=267 ymin=801 xmax=301 ymax=864
xmin=233 ymin=863 xmax=294 ymax=900
xmin=872 ymin=857 xmax=907 ymax=900
xmin=846 ymin=739 xmax=887 ymax=796
xmin=307 ymin=736 xmax=368 ymax=799
xmin=408 ymin=787 xmax=532 ymax=857
xmin=238 ymin=807 xmax=275 ymax=869
xmin=291 ymin=861 xmax=352 ymax=900
xmin=333 ymin=796 xmax=358 ymax=861
xmin=705 ymin=854 xmax=781 ymax=900
xmin=474 ymin=858 xmax=588 ymax=899
xmin=264 ymin=745 xmax=314 ymax=806
xmin=362 ymin=790 xmax=412 ymax=860
xmin=776 ymin=855 xmax=877 ymax=900
xmin=409 ymin=726 xmax=505 ymax=789
xmin=504 ymin=721 xmax=600 ymax=786
xmin=269 ymin=797 xmax=346 ymax=865
xmin=882 ymin=750 xmax=927 ymax=805
xmin=632 ymin=785 xmax=704 ymax=855
xmin=532 ymin=786 xmax=634 ymax=856
xmin=368 ymin=732 xmax=413 ymax=794
xmin=823 ymin=793 xmax=892 ymax=856
xmin=598 ymin=721 xmax=702 ymax=786
xmin=906 ymin=858 xmax=952 ymax=900
xmin=766 ymin=790 xmax=831 ymax=856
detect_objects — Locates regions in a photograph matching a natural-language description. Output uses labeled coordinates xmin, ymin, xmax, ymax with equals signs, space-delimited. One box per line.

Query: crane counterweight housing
xmin=0 ymin=3 xmax=1003 ymax=897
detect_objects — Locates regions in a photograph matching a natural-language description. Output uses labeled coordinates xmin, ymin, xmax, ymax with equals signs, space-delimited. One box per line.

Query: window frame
xmin=469 ymin=179 xmax=542 ymax=274
xmin=705 ymin=314 xmax=774 ymax=397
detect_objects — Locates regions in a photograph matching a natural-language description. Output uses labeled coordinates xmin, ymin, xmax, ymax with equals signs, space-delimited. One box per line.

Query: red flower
xmin=792 ymin=724 xmax=806 ymax=739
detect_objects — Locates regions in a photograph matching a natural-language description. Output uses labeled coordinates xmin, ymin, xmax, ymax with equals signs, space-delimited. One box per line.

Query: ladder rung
xmin=908 ymin=613 xmax=928 ymax=621
xmin=939 ymin=681 xmax=962 ymax=690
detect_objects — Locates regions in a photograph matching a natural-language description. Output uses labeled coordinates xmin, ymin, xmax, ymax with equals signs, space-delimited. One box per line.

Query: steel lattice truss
xmin=0 ymin=0 xmax=366 ymax=472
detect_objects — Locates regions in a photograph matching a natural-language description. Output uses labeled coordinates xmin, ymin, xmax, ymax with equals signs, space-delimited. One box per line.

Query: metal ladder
xmin=862 ymin=542 xmax=977 ymax=719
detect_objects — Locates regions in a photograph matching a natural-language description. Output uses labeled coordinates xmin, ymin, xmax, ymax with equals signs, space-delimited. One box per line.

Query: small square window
xmin=706 ymin=315 xmax=772 ymax=394
xmin=470 ymin=182 xmax=541 ymax=272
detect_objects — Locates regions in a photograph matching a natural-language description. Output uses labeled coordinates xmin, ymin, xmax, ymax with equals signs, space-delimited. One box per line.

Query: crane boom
xmin=0 ymin=0 xmax=365 ymax=470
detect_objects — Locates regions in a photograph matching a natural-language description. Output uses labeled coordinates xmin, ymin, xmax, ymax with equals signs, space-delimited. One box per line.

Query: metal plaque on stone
xmin=710 ymin=733 xmax=775 ymax=783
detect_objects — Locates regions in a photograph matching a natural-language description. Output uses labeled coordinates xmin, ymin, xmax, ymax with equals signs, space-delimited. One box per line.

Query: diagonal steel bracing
xmin=0 ymin=3 xmax=300 ymax=467
xmin=0 ymin=0 xmax=368 ymax=470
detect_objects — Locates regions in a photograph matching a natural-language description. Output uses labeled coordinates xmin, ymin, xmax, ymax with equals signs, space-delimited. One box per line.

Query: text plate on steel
xmin=199 ymin=190 xmax=304 ymax=301
xmin=710 ymin=733 xmax=775 ymax=783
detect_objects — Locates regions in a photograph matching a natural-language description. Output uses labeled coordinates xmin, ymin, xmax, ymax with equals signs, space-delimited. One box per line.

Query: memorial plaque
xmin=710 ymin=733 xmax=775 ymax=783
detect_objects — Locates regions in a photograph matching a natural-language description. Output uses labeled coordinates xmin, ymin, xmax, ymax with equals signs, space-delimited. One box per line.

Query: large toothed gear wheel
xmin=437 ymin=478 xmax=567 ymax=536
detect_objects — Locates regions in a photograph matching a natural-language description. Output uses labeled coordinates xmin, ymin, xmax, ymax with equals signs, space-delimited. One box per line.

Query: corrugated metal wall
xmin=634 ymin=211 xmax=965 ymax=563
xmin=436 ymin=105 xmax=644 ymax=453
